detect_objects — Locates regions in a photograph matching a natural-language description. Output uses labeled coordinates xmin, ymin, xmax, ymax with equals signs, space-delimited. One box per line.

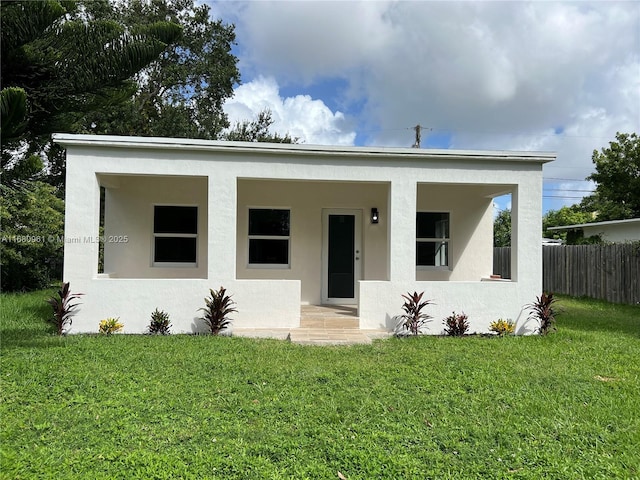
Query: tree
xmin=493 ymin=209 xmax=511 ymax=247
xmin=542 ymin=205 xmax=593 ymax=242
xmin=86 ymin=0 xmax=240 ymax=140
xmin=0 ymin=87 xmax=28 ymax=141
xmin=223 ymin=110 xmax=298 ymax=143
xmin=0 ymin=0 xmax=181 ymax=151
xmin=581 ymin=132 xmax=640 ymax=221
xmin=0 ymin=180 xmax=65 ymax=291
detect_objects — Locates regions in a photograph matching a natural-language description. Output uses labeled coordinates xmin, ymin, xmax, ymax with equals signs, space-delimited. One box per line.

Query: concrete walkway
xmin=233 ymin=305 xmax=391 ymax=345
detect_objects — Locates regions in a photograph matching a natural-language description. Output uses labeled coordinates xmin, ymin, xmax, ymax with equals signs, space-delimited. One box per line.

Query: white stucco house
xmin=548 ymin=218 xmax=640 ymax=243
xmin=54 ymin=134 xmax=554 ymax=335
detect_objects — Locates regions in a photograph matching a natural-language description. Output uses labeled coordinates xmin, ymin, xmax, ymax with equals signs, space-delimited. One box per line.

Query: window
xmin=153 ymin=206 xmax=197 ymax=265
xmin=248 ymin=208 xmax=290 ymax=266
xmin=416 ymin=212 xmax=450 ymax=267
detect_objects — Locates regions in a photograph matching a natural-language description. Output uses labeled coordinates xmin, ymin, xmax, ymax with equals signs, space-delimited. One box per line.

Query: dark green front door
xmin=327 ymin=214 xmax=355 ymax=299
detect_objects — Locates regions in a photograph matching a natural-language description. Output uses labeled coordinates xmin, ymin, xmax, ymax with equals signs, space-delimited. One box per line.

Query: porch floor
xmin=233 ymin=305 xmax=391 ymax=345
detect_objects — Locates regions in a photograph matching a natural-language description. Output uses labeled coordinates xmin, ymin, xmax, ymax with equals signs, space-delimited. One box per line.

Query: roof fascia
xmin=53 ymin=133 xmax=556 ymax=164
xmin=548 ymin=218 xmax=640 ymax=230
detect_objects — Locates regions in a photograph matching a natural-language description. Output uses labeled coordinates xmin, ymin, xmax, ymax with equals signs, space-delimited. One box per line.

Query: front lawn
xmin=1 ymin=291 xmax=639 ymax=479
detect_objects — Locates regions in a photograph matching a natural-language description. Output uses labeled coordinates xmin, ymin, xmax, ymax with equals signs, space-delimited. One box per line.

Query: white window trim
xmin=152 ymin=204 xmax=198 ymax=268
xmin=247 ymin=207 xmax=291 ymax=269
xmin=416 ymin=211 xmax=451 ymax=270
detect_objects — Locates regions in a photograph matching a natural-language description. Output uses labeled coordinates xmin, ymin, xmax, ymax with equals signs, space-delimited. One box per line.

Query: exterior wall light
xmin=371 ymin=207 xmax=379 ymax=224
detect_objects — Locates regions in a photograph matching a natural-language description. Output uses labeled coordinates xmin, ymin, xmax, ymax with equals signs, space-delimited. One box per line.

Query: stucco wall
xmin=103 ymin=175 xmax=208 ymax=278
xmin=582 ymin=222 xmax=640 ymax=243
xmin=236 ymin=179 xmax=389 ymax=304
xmin=358 ymin=280 xmax=537 ymax=334
xmin=60 ymin=136 xmax=549 ymax=334
xmin=63 ymin=278 xmax=301 ymax=333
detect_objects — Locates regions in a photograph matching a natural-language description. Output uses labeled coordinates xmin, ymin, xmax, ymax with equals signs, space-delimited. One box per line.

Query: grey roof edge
xmin=52 ymin=133 xmax=556 ymax=163
xmin=548 ymin=218 xmax=640 ymax=231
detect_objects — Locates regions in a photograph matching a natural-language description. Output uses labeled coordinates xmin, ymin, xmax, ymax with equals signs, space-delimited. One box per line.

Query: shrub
xmin=397 ymin=291 xmax=433 ymax=336
xmin=148 ymin=308 xmax=171 ymax=335
xmin=45 ymin=282 xmax=83 ymax=335
xmin=489 ymin=318 xmax=515 ymax=336
xmin=199 ymin=286 xmax=237 ymax=335
xmin=443 ymin=311 xmax=470 ymax=336
xmin=99 ymin=317 xmax=124 ymax=335
xmin=527 ymin=292 xmax=559 ymax=335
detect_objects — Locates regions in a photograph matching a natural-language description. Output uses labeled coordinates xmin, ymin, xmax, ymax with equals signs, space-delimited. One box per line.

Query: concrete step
xmin=300 ymin=305 xmax=360 ymax=329
xmin=233 ymin=327 xmax=391 ymax=345
xmin=288 ymin=328 xmax=390 ymax=345
xmin=232 ymin=304 xmax=390 ymax=345
xmin=300 ymin=317 xmax=360 ymax=329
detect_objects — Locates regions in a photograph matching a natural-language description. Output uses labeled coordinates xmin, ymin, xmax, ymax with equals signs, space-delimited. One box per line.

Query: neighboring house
xmin=548 ymin=218 xmax=640 ymax=243
xmin=54 ymin=134 xmax=554 ymax=335
xmin=542 ymin=238 xmax=563 ymax=246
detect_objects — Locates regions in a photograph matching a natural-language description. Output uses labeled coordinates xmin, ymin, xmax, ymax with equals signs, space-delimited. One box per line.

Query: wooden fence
xmin=493 ymin=244 xmax=640 ymax=305
xmin=492 ymin=247 xmax=511 ymax=280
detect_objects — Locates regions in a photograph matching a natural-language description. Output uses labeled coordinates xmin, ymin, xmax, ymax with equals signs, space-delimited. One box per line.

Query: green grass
xmin=1 ymin=291 xmax=639 ymax=479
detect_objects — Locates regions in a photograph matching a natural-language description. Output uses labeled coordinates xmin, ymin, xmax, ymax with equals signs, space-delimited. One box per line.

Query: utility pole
xmin=412 ymin=124 xmax=430 ymax=148
xmin=412 ymin=124 xmax=421 ymax=148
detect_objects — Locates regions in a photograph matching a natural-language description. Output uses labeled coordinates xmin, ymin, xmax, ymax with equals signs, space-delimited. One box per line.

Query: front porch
xmin=233 ymin=305 xmax=391 ymax=345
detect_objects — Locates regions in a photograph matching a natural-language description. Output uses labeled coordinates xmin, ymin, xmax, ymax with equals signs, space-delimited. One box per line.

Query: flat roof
xmin=548 ymin=218 xmax=640 ymax=231
xmin=53 ymin=133 xmax=556 ymax=163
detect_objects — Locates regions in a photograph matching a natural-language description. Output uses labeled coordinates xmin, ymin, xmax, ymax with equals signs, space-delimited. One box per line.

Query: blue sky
xmin=210 ymin=1 xmax=639 ymax=214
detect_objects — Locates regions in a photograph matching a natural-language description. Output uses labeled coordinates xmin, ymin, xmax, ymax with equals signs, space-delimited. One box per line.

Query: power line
xmin=356 ymin=124 xmax=621 ymax=154
xmin=545 ymin=177 xmax=593 ymax=182
xmin=544 ymin=188 xmax=595 ymax=193
xmin=362 ymin=124 xmax=623 ymax=143
xmin=543 ymin=195 xmax=588 ymax=199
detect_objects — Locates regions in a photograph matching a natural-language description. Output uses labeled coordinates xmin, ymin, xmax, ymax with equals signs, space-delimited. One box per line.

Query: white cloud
xmin=223 ymin=76 xmax=356 ymax=145
xmin=213 ymin=0 xmax=639 ymax=192
xmin=216 ymin=1 xmax=394 ymax=83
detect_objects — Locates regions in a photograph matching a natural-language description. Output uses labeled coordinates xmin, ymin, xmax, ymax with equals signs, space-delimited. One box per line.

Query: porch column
xmin=511 ymin=187 xmax=519 ymax=282
xmin=63 ymin=154 xmax=100 ymax=282
xmin=207 ymin=172 xmax=237 ymax=282
xmin=513 ymin=175 xmax=544 ymax=291
xmin=388 ymin=178 xmax=417 ymax=283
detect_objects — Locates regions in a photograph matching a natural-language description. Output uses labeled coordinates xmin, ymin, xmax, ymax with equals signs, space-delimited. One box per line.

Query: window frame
xmin=416 ymin=211 xmax=451 ymax=269
xmin=152 ymin=204 xmax=198 ymax=267
xmin=247 ymin=207 xmax=291 ymax=269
